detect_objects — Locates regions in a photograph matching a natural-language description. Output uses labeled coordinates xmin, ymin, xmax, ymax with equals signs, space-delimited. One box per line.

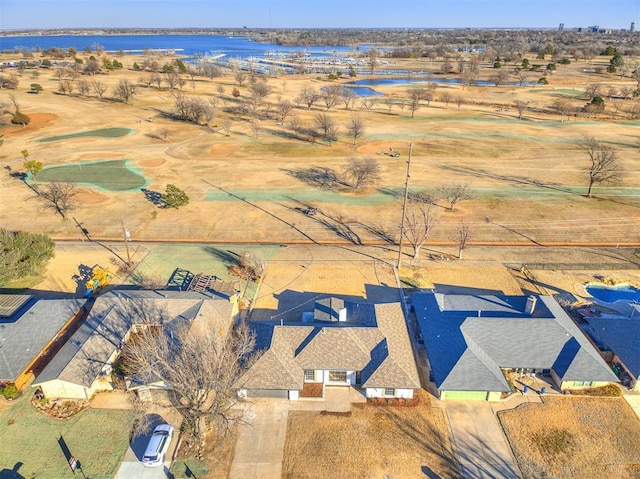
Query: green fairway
xmin=0 ymin=396 xmax=133 ymax=479
xmin=38 ymin=127 xmax=134 ymax=143
xmin=37 ymin=159 xmax=147 ymax=191
xmin=206 ymin=188 xmax=398 ymax=206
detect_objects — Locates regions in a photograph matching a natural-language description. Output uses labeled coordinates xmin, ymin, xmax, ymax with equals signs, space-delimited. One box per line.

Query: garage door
xmin=445 ymin=390 xmax=489 ymax=400
xmin=246 ymin=389 xmax=288 ymax=399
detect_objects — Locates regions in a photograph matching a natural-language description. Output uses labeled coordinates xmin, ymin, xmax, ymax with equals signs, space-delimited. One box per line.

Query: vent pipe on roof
xmin=338 ymin=308 xmax=347 ymax=322
xmin=525 ymin=295 xmax=537 ymax=315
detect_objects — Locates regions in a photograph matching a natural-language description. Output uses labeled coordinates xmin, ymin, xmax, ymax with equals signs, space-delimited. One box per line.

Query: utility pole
xmin=120 ymin=216 xmax=131 ymax=266
xmin=397 ymin=142 xmax=412 ymax=268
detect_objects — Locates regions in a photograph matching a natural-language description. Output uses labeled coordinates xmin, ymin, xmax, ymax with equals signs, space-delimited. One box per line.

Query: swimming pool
xmin=586 ymin=283 xmax=640 ymax=303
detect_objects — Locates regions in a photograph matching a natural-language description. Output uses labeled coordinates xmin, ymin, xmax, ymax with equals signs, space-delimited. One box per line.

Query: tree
xmin=553 ymin=99 xmax=573 ymax=122
xmin=29 ymin=83 xmax=43 ymax=94
xmin=92 ymin=80 xmax=108 ymax=100
xmin=162 ymin=184 xmax=189 ymax=209
xmin=248 ymin=80 xmax=271 ymax=113
xmin=113 ymin=79 xmax=137 ymax=103
xmin=322 ymin=85 xmax=343 ymax=111
xmin=455 ymin=95 xmax=465 ymax=110
xmin=343 ymin=157 xmax=380 ymax=190
xmin=456 ymin=221 xmax=473 ymax=259
xmin=360 ymin=97 xmax=377 ymax=112
xmin=276 ymin=97 xmax=293 ymax=124
xmin=296 ymin=85 xmax=321 ymax=110
xmin=120 ymin=314 xmax=257 ymax=439
xmin=440 ymin=183 xmax=474 ymax=211
xmin=440 ymin=92 xmax=452 ymax=108
xmin=409 ymin=89 xmax=423 ymax=118
xmin=11 ymin=111 xmax=30 ymax=126
xmin=403 ymin=198 xmax=438 ymax=260
xmin=581 ymin=136 xmax=622 ymax=197
xmin=23 ymin=160 xmax=43 ymax=180
xmin=315 ymin=113 xmax=339 ymax=146
xmin=39 ymin=182 xmax=78 ymax=219
xmin=0 ymin=229 xmax=55 ymax=285
xmin=345 ymin=116 xmax=365 ymax=146
xmin=514 ymin=99 xmax=527 ymax=119
xmin=58 ymin=79 xmax=74 ymax=96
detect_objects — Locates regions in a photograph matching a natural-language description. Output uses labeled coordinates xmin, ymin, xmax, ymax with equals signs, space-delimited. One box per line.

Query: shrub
xmin=11 ymin=110 xmax=30 ymax=125
xmin=0 ymin=229 xmax=55 ymax=286
xmin=2 ymin=383 xmax=20 ymax=400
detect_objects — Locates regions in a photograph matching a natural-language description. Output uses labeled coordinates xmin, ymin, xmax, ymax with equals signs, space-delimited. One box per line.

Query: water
xmin=345 ymin=77 xmax=538 ymax=87
xmin=0 ymin=34 xmax=354 ymax=59
xmin=586 ymin=283 xmax=640 ymax=303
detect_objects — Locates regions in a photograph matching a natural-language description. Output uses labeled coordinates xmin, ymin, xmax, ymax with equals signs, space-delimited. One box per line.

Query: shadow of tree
xmin=282 ymin=166 xmax=346 ymax=190
xmin=142 ymin=188 xmax=166 ymax=207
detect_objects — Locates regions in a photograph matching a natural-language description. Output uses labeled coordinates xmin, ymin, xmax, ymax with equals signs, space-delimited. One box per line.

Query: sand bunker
xmin=358 ymin=141 xmax=396 ymax=155
xmin=2 ymin=113 xmax=58 ymax=138
xmin=208 ymin=144 xmax=242 ymax=156
xmin=138 ymin=158 xmax=166 ymax=168
xmin=75 ymin=189 xmax=109 ymax=204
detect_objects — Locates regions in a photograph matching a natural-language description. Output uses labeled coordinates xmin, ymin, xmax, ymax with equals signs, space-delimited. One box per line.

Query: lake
xmin=0 ymin=34 xmax=354 ymax=59
xmin=345 ymin=77 xmax=539 ymax=87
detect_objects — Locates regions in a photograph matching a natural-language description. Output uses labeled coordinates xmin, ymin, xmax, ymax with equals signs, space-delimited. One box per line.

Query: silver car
xmin=142 ymin=424 xmax=174 ymax=467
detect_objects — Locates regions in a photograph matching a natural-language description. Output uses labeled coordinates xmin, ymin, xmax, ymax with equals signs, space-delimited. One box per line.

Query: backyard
xmin=0 ymin=395 xmax=133 ymax=478
xmin=282 ymin=391 xmax=459 ymax=478
xmin=498 ymin=396 xmax=640 ymax=479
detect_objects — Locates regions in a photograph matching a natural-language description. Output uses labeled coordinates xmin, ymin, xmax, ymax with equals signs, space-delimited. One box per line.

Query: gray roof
xmin=34 ymin=290 xmax=233 ymax=388
xmin=414 ymin=293 xmax=618 ymax=392
xmin=0 ymin=297 xmax=84 ymax=382
xmin=584 ymin=317 xmax=640 ymax=378
xmin=0 ymin=294 xmax=32 ymax=318
xmin=239 ymin=301 xmax=420 ymax=391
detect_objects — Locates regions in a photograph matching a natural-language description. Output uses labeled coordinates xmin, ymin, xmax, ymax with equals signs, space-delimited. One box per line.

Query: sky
xmin=1 ymin=0 xmax=639 ymax=30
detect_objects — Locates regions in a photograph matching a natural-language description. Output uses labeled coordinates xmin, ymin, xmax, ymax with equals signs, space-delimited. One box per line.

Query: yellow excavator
xmin=84 ymin=266 xmax=114 ymax=297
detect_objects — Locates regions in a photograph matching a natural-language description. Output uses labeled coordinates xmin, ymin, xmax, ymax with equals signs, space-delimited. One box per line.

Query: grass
xmin=36 ymin=159 xmax=147 ymax=191
xmin=498 ymin=396 xmax=640 ymax=478
xmin=282 ymin=390 xmax=459 ymax=478
xmin=206 ymin=188 xmax=398 ymax=206
xmin=37 ymin=127 xmax=134 ymax=143
xmin=0 ymin=395 xmax=134 ymax=479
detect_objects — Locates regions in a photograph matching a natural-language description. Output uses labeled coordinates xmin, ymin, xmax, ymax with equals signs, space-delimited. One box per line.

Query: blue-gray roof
xmin=0 ymin=297 xmax=84 ymax=382
xmin=414 ymin=293 xmax=618 ymax=392
xmin=584 ymin=317 xmax=640 ymax=379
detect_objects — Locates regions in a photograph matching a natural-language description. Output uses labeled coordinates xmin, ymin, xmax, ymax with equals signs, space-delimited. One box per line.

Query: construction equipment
xmin=84 ymin=266 xmax=114 ymax=297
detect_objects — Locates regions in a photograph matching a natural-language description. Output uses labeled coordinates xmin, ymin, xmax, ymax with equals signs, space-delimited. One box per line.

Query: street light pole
xmin=120 ymin=216 xmax=131 ymax=266
xmin=397 ymin=142 xmax=412 ymax=269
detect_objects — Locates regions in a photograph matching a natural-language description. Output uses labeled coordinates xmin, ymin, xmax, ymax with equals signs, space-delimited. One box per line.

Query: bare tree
xmin=221 ymin=119 xmax=233 ymax=136
xmin=514 ymin=99 xmax=527 ymax=119
xmin=345 ymin=116 xmax=365 ymax=146
xmin=250 ymin=118 xmax=261 ymax=139
xmin=553 ymin=99 xmax=573 ymax=122
xmin=121 ymin=318 xmax=257 ymax=439
xmin=296 ymin=85 xmax=321 ymax=110
xmin=276 ymin=97 xmax=293 ymax=124
xmin=113 ymin=79 xmax=137 ymax=103
xmin=92 ymin=80 xmax=108 ymax=100
xmin=581 ymin=136 xmax=622 ymax=197
xmin=58 ymin=79 xmax=74 ymax=95
xmin=341 ymin=87 xmax=357 ymax=110
xmin=322 ymin=85 xmax=343 ymax=111
xmin=39 ymin=182 xmax=78 ymax=219
xmin=343 ymin=157 xmax=380 ymax=190
xmin=409 ymin=89 xmax=423 ymax=117
xmin=403 ymin=199 xmax=438 ymax=260
xmin=248 ymin=80 xmax=271 ymax=113
xmin=489 ymin=69 xmax=511 ymax=86
xmin=455 ymin=95 xmax=465 ymax=110
xmin=360 ymin=97 xmax=377 ymax=113
xmin=315 ymin=113 xmax=339 ymax=146
xmin=77 ymin=79 xmax=91 ymax=97
xmin=440 ymin=183 xmax=474 ymax=211
xmin=164 ymin=71 xmax=181 ymax=90
xmin=440 ymin=92 xmax=452 ymax=108
xmin=457 ymin=221 xmax=473 ymax=259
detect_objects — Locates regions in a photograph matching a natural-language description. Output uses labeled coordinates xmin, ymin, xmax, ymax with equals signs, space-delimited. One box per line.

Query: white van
xmin=142 ymin=424 xmax=174 ymax=467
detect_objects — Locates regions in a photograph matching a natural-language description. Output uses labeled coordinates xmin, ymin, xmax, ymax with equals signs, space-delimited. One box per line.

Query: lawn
xmin=36 ymin=160 xmax=147 ymax=192
xmin=37 ymin=127 xmax=134 ymax=142
xmin=282 ymin=391 xmax=459 ymax=478
xmin=498 ymin=396 xmax=640 ymax=479
xmin=0 ymin=396 xmax=134 ymax=478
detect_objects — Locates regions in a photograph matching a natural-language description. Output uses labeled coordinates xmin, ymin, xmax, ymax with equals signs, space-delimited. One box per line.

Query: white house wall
xmin=365 ymin=388 xmax=414 ymax=399
xmin=320 ymin=370 xmax=356 ymax=385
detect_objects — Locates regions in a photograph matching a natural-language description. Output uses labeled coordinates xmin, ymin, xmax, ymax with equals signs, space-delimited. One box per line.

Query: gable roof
xmin=414 ymin=293 xmax=617 ymax=392
xmin=34 ymin=290 xmax=233 ymax=388
xmin=584 ymin=317 xmax=640 ymax=379
xmin=239 ymin=301 xmax=420 ymax=391
xmin=0 ymin=296 xmax=84 ymax=382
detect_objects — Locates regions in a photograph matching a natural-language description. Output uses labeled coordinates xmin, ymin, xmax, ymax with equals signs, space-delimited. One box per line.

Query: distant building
xmin=631 ymin=21 xmax=637 ymax=32
xmin=559 ymin=23 xmax=565 ymax=32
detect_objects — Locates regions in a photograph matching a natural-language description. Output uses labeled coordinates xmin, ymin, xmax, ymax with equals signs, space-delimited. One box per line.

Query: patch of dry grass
xmin=282 ymin=390 xmax=459 ymax=478
xmin=498 ymin=396 xmax=640 ymax=479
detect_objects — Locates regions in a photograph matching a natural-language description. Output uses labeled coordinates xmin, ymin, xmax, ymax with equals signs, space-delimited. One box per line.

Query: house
xmin=584 ymin=315 xmax=640 ymax=391
xmin=237 ymin=298 xmax=420 ymax=400
xmin=32 ymin=289 xmax=237 ymax=400
xmin=0 ymin=294 xmax=84 ymax=389
xmin=413 ymin=293 xmax=618 ymax=400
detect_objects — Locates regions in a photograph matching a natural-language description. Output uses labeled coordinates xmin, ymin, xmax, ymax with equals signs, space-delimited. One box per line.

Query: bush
xmin=1 ymin=383 xmax=20 ymax=400
xmin=0 ymin=229 xmax=55 ymax=286
xmin=11 ymin=110 xmax=30 ymax=125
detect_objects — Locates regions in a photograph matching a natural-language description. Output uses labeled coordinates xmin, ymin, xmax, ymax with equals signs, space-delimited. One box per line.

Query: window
xmin=328 ymin=371 xmax=347 ymax=382
xmin=304 ymin=369 xmax=315 ymax=382
xmin=384 ymin=388 xmax=396 ymax=397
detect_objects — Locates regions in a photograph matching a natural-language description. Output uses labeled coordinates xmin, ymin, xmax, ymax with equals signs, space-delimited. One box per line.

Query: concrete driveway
xmin=445 ymin=401 xmax=521 ymax=479
xmin=229 ymin=399 xmax=290 ymax=479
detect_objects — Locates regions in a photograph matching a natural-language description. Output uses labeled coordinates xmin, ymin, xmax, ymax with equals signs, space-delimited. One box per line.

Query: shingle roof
xmin=0 ymin=297 xmax=83 ymax=382
xmin=584 ymin=317 xmax=640 ymax=379
xmin=34 ymin=290 xmax=233 ymax=388
xmin=414 ymin=293 xmax=617 ymax=392
xmin=239 ymin=300 xmax=420 ymax=391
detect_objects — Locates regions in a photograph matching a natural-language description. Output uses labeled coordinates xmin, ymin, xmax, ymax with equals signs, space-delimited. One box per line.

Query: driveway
xmin=229 ymin=399 xmax=290 ymax=479
xmin=445 ymin=401 xmax=521 ymax=479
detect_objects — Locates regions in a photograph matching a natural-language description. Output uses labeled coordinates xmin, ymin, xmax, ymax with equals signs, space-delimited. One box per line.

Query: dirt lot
xmin=282 ymin=391 xmax=458 ymax=479
xmin=498 ymin=396 xmax=640 ymax=479
xmin=1 ymin=53 xmax=640 ymax=246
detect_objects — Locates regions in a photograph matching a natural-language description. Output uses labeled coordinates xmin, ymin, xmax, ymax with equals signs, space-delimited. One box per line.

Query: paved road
xmin=229 ymin=399 xmax=290 ymax=479
xmin=445 ymin=401 xmax=521 ymax=479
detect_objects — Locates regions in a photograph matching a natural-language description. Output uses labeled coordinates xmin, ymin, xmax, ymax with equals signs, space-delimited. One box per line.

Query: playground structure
xmin=84 ymin=265 xmax=115 ymax=297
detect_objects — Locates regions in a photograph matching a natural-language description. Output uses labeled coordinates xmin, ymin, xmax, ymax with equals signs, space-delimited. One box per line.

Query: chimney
xmin=525 ymin=296 xmax=537 ymax=315
xmin=338 ymin=308 xmax=347 ymax=322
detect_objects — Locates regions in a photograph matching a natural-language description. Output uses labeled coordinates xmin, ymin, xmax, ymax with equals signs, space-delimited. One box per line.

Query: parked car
xmin=142 ymin=424 xmax=174 ymax=467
